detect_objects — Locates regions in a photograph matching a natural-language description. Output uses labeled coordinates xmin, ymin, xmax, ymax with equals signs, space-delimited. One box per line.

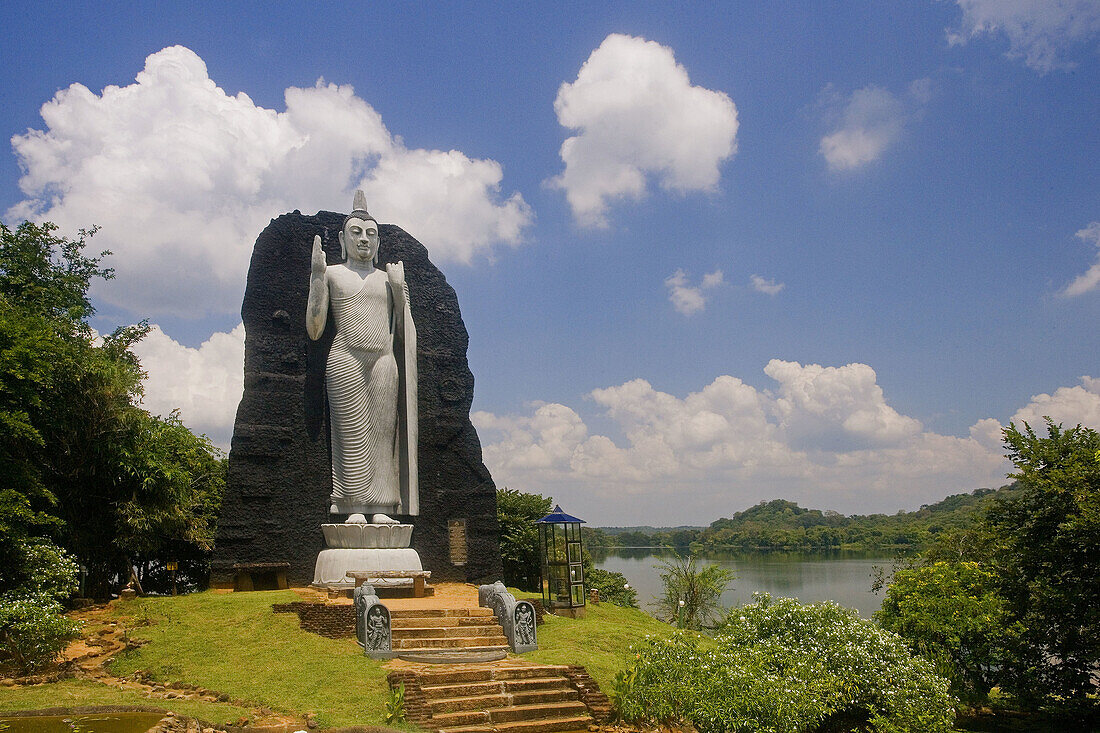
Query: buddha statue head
xmin=339 ymin=190 xmax=379 ymax=264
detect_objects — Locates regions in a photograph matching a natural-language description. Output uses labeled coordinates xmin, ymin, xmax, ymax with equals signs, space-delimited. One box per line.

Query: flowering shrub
xmin=0 ymin=539 xmax=81 ymax=674
xmin=614 ymin=594 xmax=955 ymax=733
xmin=0 ymin=593 xmax=80 ymax=673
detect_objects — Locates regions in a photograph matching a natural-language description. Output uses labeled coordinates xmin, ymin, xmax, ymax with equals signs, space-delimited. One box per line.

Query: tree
xmin=876 ymin=561 xmax=1018 ymax=700
xmin=0 ymin=220 xmax=224 ymax=597
xmin=983 ymin=419 xmax=1100 ymax=706
xmin=653 ymin=552 xmax=733 ymax=629
xmin=496 ymin=488 xmax=552 ymax=592
xmin=1 ymin=221 xmax=107 ymax=596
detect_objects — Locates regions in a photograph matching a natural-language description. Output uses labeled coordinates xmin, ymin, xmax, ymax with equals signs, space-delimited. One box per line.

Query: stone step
xmin=489 ymin=701 xmax=588 ymax=724
xmin=494 ymin=716 xmax=595 ymax=733
xmin=491 ymin=666 xmax=571 ymax=680
xmin=511 ymin=689 xmax=580 ymax=706
xmin=417 ymin=669 xmax=495 ymax=685
xmin=390 ymin=608 xmax=494 ymax=619
xmin=421 ymin=680 xmax=507 ymax=698
xmin=394 ymin=636 xmax=508 ymax=650
xmin=398 ymin=644 xmax=510 ymax=657
xmin=418 ymin=666 xmax=571 ymax=687
xmin=429 ymin=710 xmax=491 ymax=727
xmin=395 ymin=625 xmax=505 ymax=639
xmin=392 ymin=616 xmax=499 ymax=628
xmin=421 ymin=677 xmax=574 ymax=699
xmin=503 ymin=677 xmax=575 ymax=693
xmin=436 ymin=715 xmax=593 ymax=733
xmin=430 ymin=693 xmax=510 ymax=714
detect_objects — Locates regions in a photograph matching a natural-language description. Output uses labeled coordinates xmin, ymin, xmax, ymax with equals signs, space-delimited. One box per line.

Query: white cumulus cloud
xmin=749 ymin=274 xmax=784 ymax=295
xmin=132 ymin=323 xmax=246 ymax=448
xmin=1006 ymin=376 xmax=1100 ymax=430
xmin=948 ymin=0 xmax=1100 ymax=73
xmin=967 ymin=376 xmax=1100 ymax=454
xmin=1061 ymin=221 xmax=1100 ymax=296
xmin=475 ymin=360 xmax=1014 ymax=523
xmin=665 ymin=268 xmax=724 ymax=315
xmin=549 ymin=34 xmax=739 ymax=227
xmin=819 ymin=84 xmax=924 ymax=171
xmin=8 ymin=45 xmax=532 ymax=319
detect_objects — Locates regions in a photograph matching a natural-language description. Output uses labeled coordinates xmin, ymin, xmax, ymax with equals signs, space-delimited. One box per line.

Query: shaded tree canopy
xmin=985 ymin=419 xmax=1100 ymax=705
xmin=497 ymin=487 xmax=552 ymax=592
xmin=0 ymin=220 xmax=224 ymax=597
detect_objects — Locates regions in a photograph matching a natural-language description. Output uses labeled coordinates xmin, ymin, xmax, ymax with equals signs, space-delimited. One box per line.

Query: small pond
xmin=0 ymin=713 xmax=165 ymax=733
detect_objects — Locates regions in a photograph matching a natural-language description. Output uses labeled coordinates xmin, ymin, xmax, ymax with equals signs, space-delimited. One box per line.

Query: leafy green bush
xmin=614 ymin=594 xmax=955 ymax=733
xmin=583 ymin=552 xmax=638 ymax=608
xmin=0 ymin=593 xmax=81 ymax=673
xmin=384 ymin=681 xmax=406 ymax=725
xmin=876 ymin=561 xmax=1018 ymax=700
xmin=653 ymin=552 xmax=733 ymax=628
xmin=0 ymin=537 xmax=81 ymax=674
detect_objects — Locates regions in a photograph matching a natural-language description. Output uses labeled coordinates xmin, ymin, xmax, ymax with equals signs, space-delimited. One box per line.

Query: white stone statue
xmin=307 ymin=191 xmax=418 ymax=522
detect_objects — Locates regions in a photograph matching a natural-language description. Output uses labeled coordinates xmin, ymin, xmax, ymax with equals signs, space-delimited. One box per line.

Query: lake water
xmin=592 ymin=549 xmax=896 ymax=619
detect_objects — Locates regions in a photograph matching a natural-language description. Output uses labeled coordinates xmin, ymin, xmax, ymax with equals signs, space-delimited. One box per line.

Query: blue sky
xmin=3 ymin=1 xmax=1098 ymax=524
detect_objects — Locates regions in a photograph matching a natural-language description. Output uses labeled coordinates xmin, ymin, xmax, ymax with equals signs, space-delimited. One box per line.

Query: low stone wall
xmin=385 ymin=671 xmax=432 ymax=728
xmin=564 ymin=665 xmax=613 ymax=723
xmin=272 ymin=602 xmax=355 ymax=638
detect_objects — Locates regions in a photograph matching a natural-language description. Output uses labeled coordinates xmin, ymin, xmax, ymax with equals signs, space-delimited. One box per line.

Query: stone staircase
xmin=391 ymin=607 xmax=510 ymax=655
xmin=407 ymin=664 xmax=595 ymax=733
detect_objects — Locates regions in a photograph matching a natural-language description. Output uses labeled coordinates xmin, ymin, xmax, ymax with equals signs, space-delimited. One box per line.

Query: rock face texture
xmin=212 ymin=211 xmax=501 ymax=587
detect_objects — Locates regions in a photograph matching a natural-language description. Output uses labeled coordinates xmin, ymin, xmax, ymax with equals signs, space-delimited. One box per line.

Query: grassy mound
xmin=1 ymin=590 xmax=672 ymax=728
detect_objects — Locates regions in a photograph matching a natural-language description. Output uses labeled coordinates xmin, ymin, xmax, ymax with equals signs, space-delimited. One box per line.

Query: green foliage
xmin=497 ymin=487 xmax=553 ymax=592
xmin=519 ymin=591 xmax=677 ymax=694
xmin=615 ymin=594 xmax=955 ymax=733
xmin=582 ymin=551 xmax=638 ymax=608
xmin=653 ymin=552 xmax=733 ymax=629
xmin=384 ymin=682 xmax=406 ymax=725
xmin=0 ymin=593 xmax=81 ymax=674
xmin=980 ymin=419 xmax=1100 ymax=705
xmin=608 ymin=665 xmax=637 ymax=722
xmin=0 ymin=530 xmax=81 ymax=674
xmin=876 ymin=561 xmax=1018 ymax=700
xmin=0 ymin=219 xmax=225 ymax=596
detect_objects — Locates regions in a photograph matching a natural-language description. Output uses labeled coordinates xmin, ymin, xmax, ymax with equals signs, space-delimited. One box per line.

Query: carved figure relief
xmin=366 ymin=605 xmax=391 ymax=651
xmin=515 ymin=602 xmax=536 ymax=646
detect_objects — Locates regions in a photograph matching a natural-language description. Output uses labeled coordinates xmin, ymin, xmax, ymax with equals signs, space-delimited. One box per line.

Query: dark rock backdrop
xmin=212 ymin=210 xmax=501 ymax=587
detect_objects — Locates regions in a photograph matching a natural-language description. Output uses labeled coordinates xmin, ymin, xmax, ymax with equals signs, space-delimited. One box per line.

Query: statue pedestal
xmin=311 ymin=523 xmax=423 ymax=589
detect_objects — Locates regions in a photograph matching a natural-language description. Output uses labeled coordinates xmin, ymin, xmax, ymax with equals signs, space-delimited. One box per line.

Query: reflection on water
xmin=593 ymin=548 xmax=896 ymax=619
xmin=0 ymin=713 xmax=165 ymax=733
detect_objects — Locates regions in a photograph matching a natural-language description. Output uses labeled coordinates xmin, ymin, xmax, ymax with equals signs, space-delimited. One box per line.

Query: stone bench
xmin=346 ymin=570 xmax=432 ymax=597
xmin=232 ymin=562 xmax=290 ymax=592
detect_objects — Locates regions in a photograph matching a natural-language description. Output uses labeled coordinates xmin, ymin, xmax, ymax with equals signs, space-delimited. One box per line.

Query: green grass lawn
xmin=0 ymin=678 xmax=254 ymax=724
xmin=1 ymin=591 xmax=671 ymax=729
xmin=522 ymin=601 xmax=676 ymax=691
xmin=103 ymin=591 xmax=392 ymax=728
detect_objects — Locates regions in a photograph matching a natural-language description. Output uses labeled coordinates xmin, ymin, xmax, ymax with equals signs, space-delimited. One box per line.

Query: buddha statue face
xmin=340 ymin=217 xmax=379 ymax=264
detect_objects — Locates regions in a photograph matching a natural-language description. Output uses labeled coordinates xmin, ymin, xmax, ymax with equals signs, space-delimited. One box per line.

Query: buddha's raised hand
xmin=311 ymin=235 xmax=326 ymax=276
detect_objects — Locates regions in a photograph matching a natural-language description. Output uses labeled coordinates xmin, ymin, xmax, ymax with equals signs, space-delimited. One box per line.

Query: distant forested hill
xmin=582 ymin=485 xmax=1019 ymax=552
